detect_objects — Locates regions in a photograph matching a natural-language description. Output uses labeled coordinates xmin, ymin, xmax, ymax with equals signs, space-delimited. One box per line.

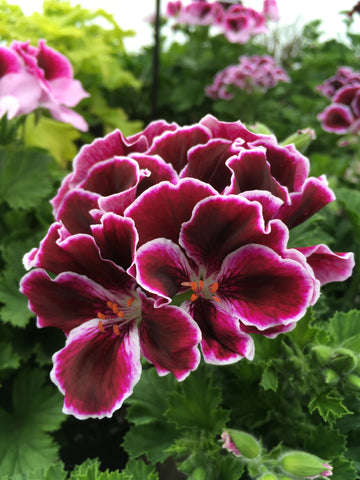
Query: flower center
xmin=96 ymin=297 xmax=135 ymax=335
xmin=181 ymin=280 xmax=221 ymax=303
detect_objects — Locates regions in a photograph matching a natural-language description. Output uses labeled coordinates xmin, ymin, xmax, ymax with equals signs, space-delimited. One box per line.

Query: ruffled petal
xmin=277 ymin=176 xmax=336 ymax=229
xmin=130 ymin=153 xmax=178 ymax=195
xmin=146 ymin=124 xmax=211 ymax=173
xmin=135 ymin=239 xmax=194 ymax=302
xmin=225 ymin=148 xmax=289 ymax=202
xmin=180 ymin=195 xmax=287 ymax=272
xmin=125 ymin=178 xmax=217 ymax=246
xmin=25 ymin=222 xmax=131 ymax=290
xmin=50 ymin=319 xmax=141 ymax=419
xmin=180 ymin=138 xmax=233 ymax=192
xmin=318 ymin=104 xmax=354 ymax=134
xmin=139 ymin=292 xmax=201 ymax=380
xmin=218 ymin=244 xmax=314 ymax=329
xmin=296 ymin=244 xmax=355 ymax=285
xmin=56 ymin=189 xmax=99 ymax=234
xmin=91 ymin=213 xmax=138 ymax=270
xmin=185 ymin=298 xmax=254 ymax=364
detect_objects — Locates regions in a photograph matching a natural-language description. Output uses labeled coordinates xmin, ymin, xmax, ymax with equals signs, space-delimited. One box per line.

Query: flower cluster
xmin=0 ymin=40 xmax=89 ymax=131
xmin=317 ymin=66 xmax=360 ymax=135
xmin=166 ymin=0 xmax=279 ymax=43
xmin=21 ymin=115 xmax=354 ymax=419
xmin=205 ymin=54 xmax=289 ymax=99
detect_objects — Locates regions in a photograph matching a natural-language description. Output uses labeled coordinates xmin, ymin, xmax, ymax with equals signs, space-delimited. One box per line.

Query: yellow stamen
xmin=111 ymin=303 xmax=119 ymax=314
xmin=213 ymin=296 xmax=221 ymax=303
xmin=117 ymin=311 xmax=124 ymax=318
xmin=198 ymin=280 xmax=204 ymax=291
xmin=97 ymin=312 xmax=106 ymax=320
xmin=106 ymin=300 xmax=114 ymax=309
xmin=210 ymin=282 xmax=219 ymax=294
xmin=191 ymin=281 xmax=198 ymax=292
xmin=190 ymin=293 xmax=198 ymax=302
xmin=127 ymin=297 xmax=135 ymax=307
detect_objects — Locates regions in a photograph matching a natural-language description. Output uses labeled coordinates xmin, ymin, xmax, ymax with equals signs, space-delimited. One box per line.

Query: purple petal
xmin=225 ymin=148 xmax=289 ymax=201
xmin=25 ymin=222 xmax=131 ymax=290
xmin=277 ymin=176 xmax=336 ymax=229
xmin=146 ymin=124 xmax=211 ymax=173
xmin=135 ymin=239 xmax=194 ymax=302
xmin=249 ymin=140 xmax=310 ymax=192
xmin=185 ymin=298 xmax=254 ymax=364
xmin=51 ymin=319 xmax=141 ymax=418
xmin=91 ymin=213 xmax=138 ymax=270
xmin=127 ymin=119 xmax=178 ymax=145
xmin=296 ymin=244 xmax=355 ymax=285
xmin=238 ymin=191 xmax=284 ymax=222
xmin=20 ymin=269 xmax=120 ymax=334
xmin=180 ymin=138 xmax=233 ymax=192
xmin=180 ymin=195 xmax=287 ymax=272
xmin=218 ymin=244 xmax=315 ymax=329
xmin=239 ymin=320 xmax=296 ymax=338
xmin=318 ymin=104 xmax=354 ymax=134
xmin=139 ymin=292 xmax=201 ymax=380
xmin=131 ymin=153 xmax=178 ymax=195
xmin=125 ymin=178 xmax=217 ymax=246
xmin=56 ymin=189 xmax=99 ymax=234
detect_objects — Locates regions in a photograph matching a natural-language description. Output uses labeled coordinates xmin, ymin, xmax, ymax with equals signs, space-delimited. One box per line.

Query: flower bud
xmin=311 ymin=345 xmax=333 ymax=365
xmin=323 ymin=368 xmax=340 ymax=384
xmin=247 ymin=122 xmax=274 ymax=135
xmin=260 ymin=473 xmax=279 ymax=480
xmin=280 ymin=451 xmax=332 ymax=478
xmin=280 ymin=128 xmax=316 ymax=153
xmin=347 ymin=373 xmax=360 ymax=389
xmin=330 ymin=347 xmax=357 ymax=374
xmin=221 ymin=429 xmax=261 ymax=459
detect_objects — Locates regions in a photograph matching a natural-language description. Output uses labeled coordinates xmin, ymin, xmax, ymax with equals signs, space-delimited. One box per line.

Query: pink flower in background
xmin=317 ymin=73 xmax=360 ymax=135
xmin=220 ymin=4 xmax=268 ymax=43
xmin=0 ymin=40 xmax=89 ymax=130
xmin=263 ymin=0 xmax=280 ymax=21
xmin=206 ymin=55 xmax=290 ymax=98
xmin=316 ymin=66 xmax=360 ymax=99
xmin=11 ymin=39 xmax=89 ymax=131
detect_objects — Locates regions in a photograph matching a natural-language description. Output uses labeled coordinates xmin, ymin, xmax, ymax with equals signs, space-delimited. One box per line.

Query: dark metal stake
xmin=151 ymin=0 xmax=161 ymax=120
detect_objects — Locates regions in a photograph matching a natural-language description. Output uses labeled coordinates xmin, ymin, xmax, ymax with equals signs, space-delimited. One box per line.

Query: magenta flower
xmin=220 ymin=4 xmax=267 ymax=43
xmin=316 ymin=66 xmax=360 ymax=99
xmin=206 ymin=54 xmax=289 ymax=98
xmin=177 ymin=1 xmax=224 ymax=26
xmin=10 ymin=39 xmax=89 ymax=130
xmin=263 ymin=0 xmax=280 ymax=21
xmin=21 ymin=213 xmax=200 ymax=418
xmin=130 ymin=187 xmax=318 ymax=364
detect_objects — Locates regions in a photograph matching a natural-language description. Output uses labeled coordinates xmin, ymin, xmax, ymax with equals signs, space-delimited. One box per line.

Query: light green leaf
xmin=124 ymin=458 xmax=159 ymax=480
xmin=328 ymin=310 xmax=360 ymax=352
xmin=7 ymin=462 xmax=67 ymax=480
xmin=0 ymin=342 xmax=21 ymax=373
xmin=0 ymin=369 xmax=65 ymax=476
xmin=0 ymin=273 xmax=34 ymax=327
xmin=0 ymin=146 xmax=53 ymax=210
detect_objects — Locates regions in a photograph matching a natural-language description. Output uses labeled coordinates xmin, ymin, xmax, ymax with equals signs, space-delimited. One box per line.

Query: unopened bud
xmin=347 ymin=373 xmax=360 ymax=389
xmin=330 ymin=347 xmax=357 ymax=374
xmin=248 ymin=122 xmax=274 ymax=135
xmin=280 ymin=451 xmax=332 ymax=478
xmin=260 ymin=474 xmax=278 ymax=480
xmin=323 ymin=368 xmax=340 ymax=384
xmin=280 ymin=128 xmax=316 ymax=153
xmin=311 ymin=345 xmax=333 ymax=365
xmin=221 ymin=429 xmax=260 ymax=459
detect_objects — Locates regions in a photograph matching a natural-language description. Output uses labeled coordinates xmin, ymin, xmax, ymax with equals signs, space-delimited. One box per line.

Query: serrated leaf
xmin=328 ymin=310 xmax=360 ymax=352
xmin=335 ymin=188 xmax=360 ymax=237
xmin=260 ymin=365 xmax=278 ymax=392
xmin=331 ymin=455 xmax=357 ymax=480
xmin=0 ymin=273 xmax=34 ymax=327
xmin=122 ymin=421 xmax=177 ymax=465
xmin=0 ymin=369 xmax=65 ymax=476
xmin=288 ymin=211 xmax=334 ymax=248
xmin=124 ymin=458 xmax=159 ymax=480
xmin=0 ymin=342 xmax=21 ymax=373
xmin=166 ymin=367 xmax=229 ymax=433
xmin=308 ymin=390 xmax=352 ymax=425
xmin=125 ymin=367 xmax=176 ymax=426
xmin=0 ymin=146 xmax=53 ymax=210
xmin=7 ymin=462 xmax=67 ymax=480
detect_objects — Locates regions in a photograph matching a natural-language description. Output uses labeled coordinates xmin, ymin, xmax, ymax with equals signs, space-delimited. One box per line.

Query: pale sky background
xmin=6 ymin=0 xmax=360 ymax=51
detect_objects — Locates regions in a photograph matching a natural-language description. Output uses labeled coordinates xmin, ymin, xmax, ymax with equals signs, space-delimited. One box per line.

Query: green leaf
xmin=7 ymin=462 xmax=67 ymax=480
xmin=0 ymin=146 xmax=53 ymax=210
xmin=166 ymin=366 xmax=229 ymax=433
xmin=0 ymin=273 xmax=34 ymax=327
xmin=124 ymin=458 xmax=159 ymax=480
xmin=308 ymin=390 xmax=352 ymax=425
xmin=335 ymin=188 xmax=360 ymax=237
xmin=123 ymin=368 xmax=178 ymax=464
xmin=260 ymin=365 xmax=278 ymax=392
xmin=0 ymin=369 xmax=65 ymax=476
xmin=328 ymin=310 xmax=360 ymax=352
xmin=0 ymin=341 xmax=21 ymax=373
xmin=288 ymin=211 xmax=334 ymax=248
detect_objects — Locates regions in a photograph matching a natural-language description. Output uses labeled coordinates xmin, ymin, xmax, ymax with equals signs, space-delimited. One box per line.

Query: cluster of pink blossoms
xmin=206 ymin=54 xmax=289 ymax=99
xmin=0 ymin=39 xmax=89 ymax=131
xmin=21 ymin=115 xmax=354 ymax=419
xmin=166 ymin=0 xmax=280 ymax=43
xmin=317 ymin=67 xmax=360 ymax=135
